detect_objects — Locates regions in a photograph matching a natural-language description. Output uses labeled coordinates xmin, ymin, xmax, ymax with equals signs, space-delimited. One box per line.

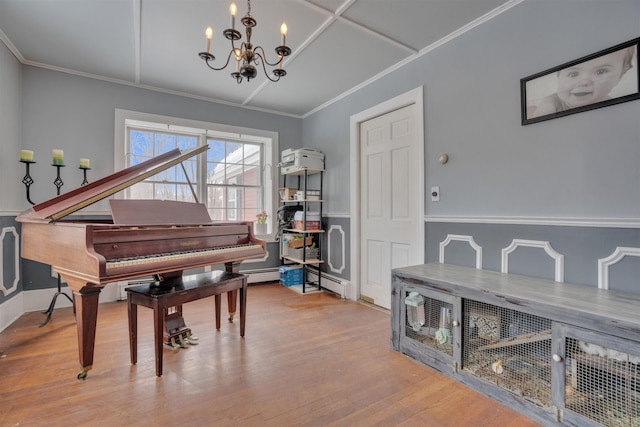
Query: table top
xmin=393 ymin=263 xmax=640 ymax=341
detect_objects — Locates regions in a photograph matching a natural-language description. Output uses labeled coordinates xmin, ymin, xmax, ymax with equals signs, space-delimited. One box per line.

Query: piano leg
xmin=225 ymin=261 xmax=240 ymax=322
xmin=128 ymin=294 xmax=137 ymax=366
xmin=70 ymin=285 xmax=101 ymax=380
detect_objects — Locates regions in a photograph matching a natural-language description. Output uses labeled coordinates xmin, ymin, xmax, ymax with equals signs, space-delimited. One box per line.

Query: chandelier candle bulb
xmin=235 ymin=48 xmax=241 ymax=72
xmin=280 ymin=22 xmax=287 ymax=46
xmin=52 ymin=149 xmax=64 ymax=165
xmin=20 ymin=149 xmax=34 ymax=162
xmin=205 ymin=26 xmax=213 ymax=53
xmin=79 ymin=158 xmax=90 ymax=169
xmin=230 ymin=3 xmax=237 ymax=30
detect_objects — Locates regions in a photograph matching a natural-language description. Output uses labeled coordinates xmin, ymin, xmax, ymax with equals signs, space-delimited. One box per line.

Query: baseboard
xmin=0 ymin=269 xmax=328 ymax=333
xmin=21 ymin=282 xmax=123 ymax=312
xmin=0 ymin=293 xmax=24 ymax=333
xmin=306 ymin=270 xmax=350 ymax=298
xmin=245 ymin=269 xmax=280 ymax=284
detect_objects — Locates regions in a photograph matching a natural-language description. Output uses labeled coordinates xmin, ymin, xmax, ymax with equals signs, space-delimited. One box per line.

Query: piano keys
xmin=17 ymin=146 xmax=266 ymax=379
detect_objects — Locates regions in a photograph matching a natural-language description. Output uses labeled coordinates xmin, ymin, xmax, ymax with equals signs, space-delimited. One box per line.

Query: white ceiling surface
xmin=0 ymin=0 xmax=513 ymax=117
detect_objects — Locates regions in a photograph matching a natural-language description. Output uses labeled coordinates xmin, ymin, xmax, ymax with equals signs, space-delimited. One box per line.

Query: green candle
xmin=52 ymin=149 xmax=64 ymax=165
xmin=20 ymin=149 xmax=34 ymax=162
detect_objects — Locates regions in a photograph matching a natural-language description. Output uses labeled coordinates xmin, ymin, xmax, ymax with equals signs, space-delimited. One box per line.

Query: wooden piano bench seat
xmin=126 ymin=270 xmax=248 ymax=377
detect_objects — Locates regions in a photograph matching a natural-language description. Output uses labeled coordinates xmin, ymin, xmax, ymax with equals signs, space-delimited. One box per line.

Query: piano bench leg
xmin=127 ymin=295 xmax=138 ymax=366
xmin=77 ymin=366 xmax=91 ymax=381
xmin=214 ymin=294 xmax=222 ymax=330
xmin=227 ymin=290 xmax=237 ymax=322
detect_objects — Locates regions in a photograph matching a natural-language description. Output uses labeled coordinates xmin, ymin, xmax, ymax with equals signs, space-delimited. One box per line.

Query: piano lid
xmin=17 ymin=145 xmax=209 ymax=223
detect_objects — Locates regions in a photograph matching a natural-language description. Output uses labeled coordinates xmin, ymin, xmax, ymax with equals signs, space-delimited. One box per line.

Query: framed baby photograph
xmin=521 ymin=37 xmax=640 ymax=125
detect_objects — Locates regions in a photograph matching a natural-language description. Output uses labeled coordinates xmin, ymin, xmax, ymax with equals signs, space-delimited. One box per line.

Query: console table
xmin=392 ymin=263 xmax=640 ymax=427
xmin=126 ymin=270 xmax=248 ymax=376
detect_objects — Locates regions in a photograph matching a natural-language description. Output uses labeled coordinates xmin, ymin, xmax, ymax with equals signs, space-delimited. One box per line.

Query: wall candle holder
xmin=52 ymin=163 xmax=65 ymax=194
xmin=19 ymin=160 xmax=36 ymax=205
xmin=80 ymin=166 xmax=91 ymax=186
xmin=18 ymin=159 xmax=91 ymax=326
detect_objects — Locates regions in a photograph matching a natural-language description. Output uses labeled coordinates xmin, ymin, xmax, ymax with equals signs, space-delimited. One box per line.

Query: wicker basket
xmin=287 ymin=236 xmax=313 ymax=248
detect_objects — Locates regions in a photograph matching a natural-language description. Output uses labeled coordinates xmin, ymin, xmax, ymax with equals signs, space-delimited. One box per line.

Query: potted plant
xmin=255 ymin=210 xmax=268 ymax=235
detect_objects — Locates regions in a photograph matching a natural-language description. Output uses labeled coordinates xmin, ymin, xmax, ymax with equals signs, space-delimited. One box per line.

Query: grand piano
xmin=17 ymin=145 xmax=266 ymax=379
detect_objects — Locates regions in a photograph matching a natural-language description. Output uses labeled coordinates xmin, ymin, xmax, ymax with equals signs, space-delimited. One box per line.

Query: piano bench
xmin=126 ymin=270 xmax=248 ymax=377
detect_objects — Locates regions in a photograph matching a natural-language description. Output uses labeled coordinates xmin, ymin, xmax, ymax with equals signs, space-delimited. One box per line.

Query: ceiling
xmin=0 ymin=0 xmax=514 ymax=117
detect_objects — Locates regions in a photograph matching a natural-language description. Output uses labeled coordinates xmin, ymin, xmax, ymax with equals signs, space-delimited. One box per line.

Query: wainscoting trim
xmin=439 ymin=234 xmax=483 ymax=269
xmin=502 ymin=239 xmax=564 ymax=282
xmin=598 ymin=246 xmax=640 ymax=290
xmin=427 ymin=216 xmax=640 ymax=229
xmin=0 ymin=227 xmax=20 ymax=296
xmin=328 ymin=225 xmax=346 ymax=274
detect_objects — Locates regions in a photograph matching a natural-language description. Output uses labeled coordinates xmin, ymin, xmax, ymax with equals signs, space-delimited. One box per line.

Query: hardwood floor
xmin=0 ymin=283 xmax=540 ymax=426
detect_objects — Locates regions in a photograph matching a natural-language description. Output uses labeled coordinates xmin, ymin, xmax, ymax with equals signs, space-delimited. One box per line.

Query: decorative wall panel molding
xmin=501 ymin=239 xmax=564 ymax=282
xmin=438 ymin=234 xmax=483 ymax=269
xmin=328 ymin=225 xmax=346 ymax=274
xmin=597 ymin=246 xmax=640 ymax=290
xmin=426 ymin=215 xmax=640 ymax=229
xmin=0 ymin=227 xmax=20 ymax=296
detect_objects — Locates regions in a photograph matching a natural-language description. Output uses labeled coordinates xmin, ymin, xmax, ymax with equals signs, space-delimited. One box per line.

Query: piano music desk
xmin=126 ymin=271 xmax=248 ymax=377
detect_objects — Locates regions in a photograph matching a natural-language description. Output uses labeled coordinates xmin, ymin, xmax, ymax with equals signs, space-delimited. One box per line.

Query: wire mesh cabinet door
xmin=553 ymin=323 xmax=640 ymax=427
xmin=396 ymin=281 xmax=462 ymax=373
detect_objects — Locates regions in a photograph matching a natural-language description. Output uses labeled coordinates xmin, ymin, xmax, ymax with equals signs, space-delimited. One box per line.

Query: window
xmin=206 ymin=139 xmax=264 ymax=222
xmin=127 ymin=128 xmax=199 ymax=202
xmin=115 ymin=110 xmax=277 ymax=236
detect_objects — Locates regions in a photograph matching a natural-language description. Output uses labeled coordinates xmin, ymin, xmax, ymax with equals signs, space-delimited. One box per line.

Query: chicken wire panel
xmin=404 ymin=290 xmax=454 ymax=357
xmin=565 ymin=337 xmax=640 ymax=426
xmin=462 ymin=299 xmax=552 ymax=409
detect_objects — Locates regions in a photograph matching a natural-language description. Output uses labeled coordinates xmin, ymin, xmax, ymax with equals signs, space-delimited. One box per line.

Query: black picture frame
xmin=521 ymin=37 xmax=640 ymax=125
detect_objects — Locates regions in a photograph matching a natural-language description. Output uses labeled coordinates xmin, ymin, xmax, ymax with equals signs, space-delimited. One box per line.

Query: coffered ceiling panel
xmin=0 ymin=0 xmax=515 ymax=117
xmin=247 ymin=18 xmax=411 ymax=114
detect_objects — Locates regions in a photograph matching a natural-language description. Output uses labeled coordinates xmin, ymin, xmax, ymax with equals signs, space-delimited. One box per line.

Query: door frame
xmin=349 ymin=87 xmax=425 ymax=302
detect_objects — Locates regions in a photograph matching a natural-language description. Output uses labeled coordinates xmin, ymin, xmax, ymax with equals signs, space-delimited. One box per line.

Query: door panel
xmin=367 ymin=152 xmax=383 ymax=218
xmin=360 ymin=104 xmax=421 ymax=309
xmin=391 ymin=147 xmax=410 ymax=219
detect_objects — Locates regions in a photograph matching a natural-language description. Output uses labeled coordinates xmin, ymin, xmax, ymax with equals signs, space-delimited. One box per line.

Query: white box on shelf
xmin=293 ymin=211 xmax=320 ymax=230
xmin=280 ymin=148 xmax=324 ymax=174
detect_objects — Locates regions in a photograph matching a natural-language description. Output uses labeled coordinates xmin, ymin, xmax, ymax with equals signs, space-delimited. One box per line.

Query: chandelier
xmin=198 ymin=0 xmax=291 ymax=84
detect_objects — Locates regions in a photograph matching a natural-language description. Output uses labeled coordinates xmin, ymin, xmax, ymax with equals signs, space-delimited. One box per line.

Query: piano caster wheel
xmin=77 ymin=370 xmax=88 ymax=380
xmin=170 ymin=337 xmax=180 ymax=349
xmin=228 ymin=313 xmax=235 ymax=323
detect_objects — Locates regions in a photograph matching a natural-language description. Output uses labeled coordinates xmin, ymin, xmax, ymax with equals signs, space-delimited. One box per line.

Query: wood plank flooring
xmin=0 ymin=283 xmax=540 ymax=426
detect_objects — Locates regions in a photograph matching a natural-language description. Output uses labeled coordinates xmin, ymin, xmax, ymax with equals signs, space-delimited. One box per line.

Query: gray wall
xmin=20 ymin=67 xmax=303 ymax=210
xmin=0 ymin=37 xmax=22 ymax=304
xmin=0 ymin=36 xmax=23 ymax=212
xmin=3 ymin=0 xmax=640 ymax=301
xmin=305 ymin=0 xmax=640 ymax=218
xmin=303 ymin=0 xmax=640 ymax=290
xmin=1 ymin=65 xmax=303 ymax=294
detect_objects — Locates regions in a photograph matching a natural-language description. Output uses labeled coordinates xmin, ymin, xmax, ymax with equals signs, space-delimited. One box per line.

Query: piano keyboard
xmin=106 ymin=243 xmax=263 ymax=270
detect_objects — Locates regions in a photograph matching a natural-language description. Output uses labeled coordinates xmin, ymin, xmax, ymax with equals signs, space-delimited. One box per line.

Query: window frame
xmin=114 ymin=109 xmax=277 ymax=239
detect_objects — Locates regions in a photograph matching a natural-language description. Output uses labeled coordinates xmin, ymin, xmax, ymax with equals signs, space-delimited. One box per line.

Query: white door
xmin=360 ymin=104 xmax=422 ymax=309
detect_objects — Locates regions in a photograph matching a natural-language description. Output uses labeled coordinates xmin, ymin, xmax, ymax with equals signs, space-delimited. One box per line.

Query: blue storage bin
xmin=279 ymin=265 xmax=303 ymax=286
